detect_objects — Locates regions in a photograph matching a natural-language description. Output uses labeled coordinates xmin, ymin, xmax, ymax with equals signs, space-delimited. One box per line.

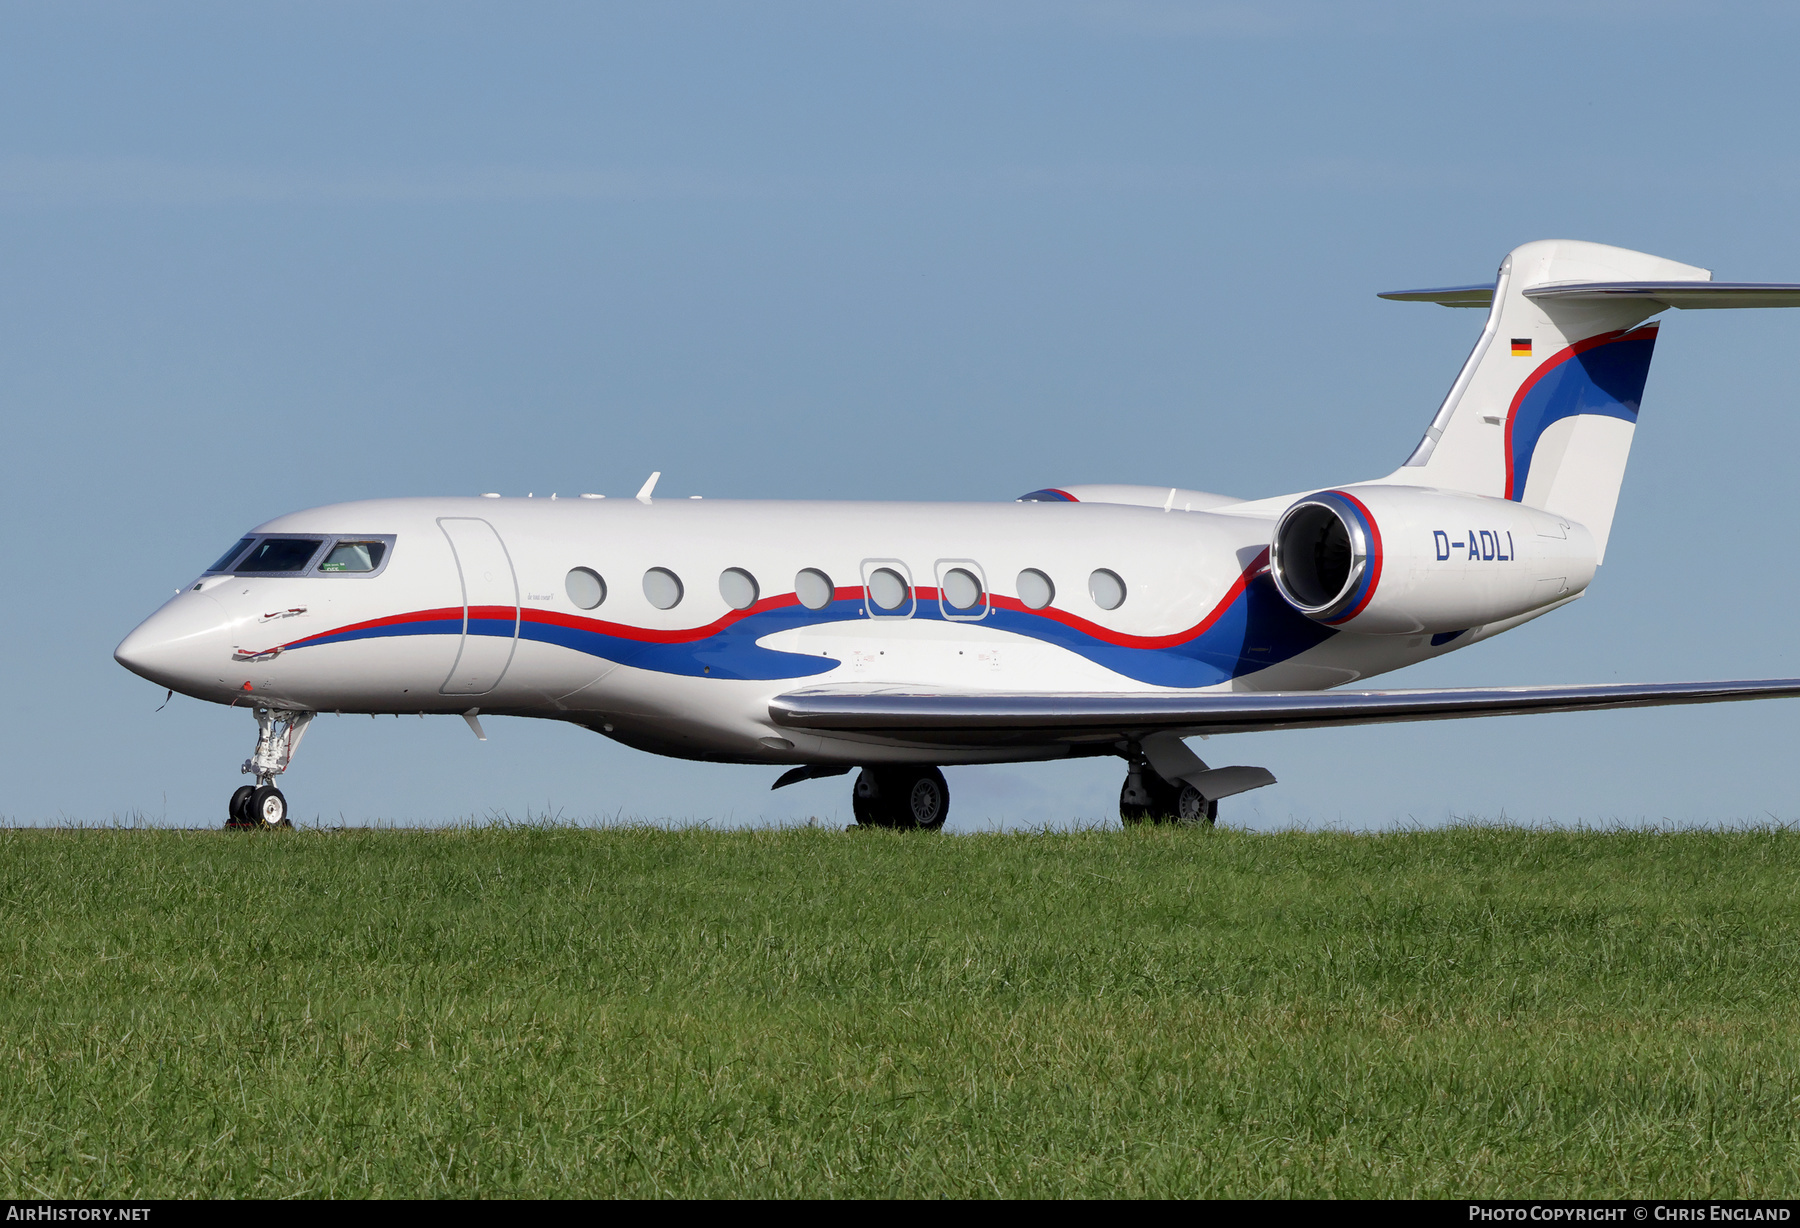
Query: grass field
xmin=2 ymin=823 xmax=1799 ymax=1198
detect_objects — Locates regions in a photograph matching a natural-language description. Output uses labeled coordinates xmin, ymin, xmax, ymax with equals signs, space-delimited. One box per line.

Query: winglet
xmin=463 ymin=709 xmax=487 ymax=741
xmin=636 ymin=471 xmax=661 ymax=503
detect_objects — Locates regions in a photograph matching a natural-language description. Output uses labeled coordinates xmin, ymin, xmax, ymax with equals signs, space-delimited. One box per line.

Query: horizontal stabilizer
xmin=770 ymin=678 xmax=1800 ymax=745
xmin=1523 ymin=281 xmax=1800 ymax=308
xmin=1377 ymin=283 xmax=1497 ymax=307
xmin=1380 ymin=280 xmax=1800 ymax=310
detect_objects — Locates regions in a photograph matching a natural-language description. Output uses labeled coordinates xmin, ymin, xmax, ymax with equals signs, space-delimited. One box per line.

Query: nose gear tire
xmin=226 ymin=785 xmax=257 ymax=829
xmin=251 ymin=785 xmax=290 ymax=828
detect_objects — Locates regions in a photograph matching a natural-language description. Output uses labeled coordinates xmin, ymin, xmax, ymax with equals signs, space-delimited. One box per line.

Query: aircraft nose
xmin=115 ymin=591 xmax=233 ymax=689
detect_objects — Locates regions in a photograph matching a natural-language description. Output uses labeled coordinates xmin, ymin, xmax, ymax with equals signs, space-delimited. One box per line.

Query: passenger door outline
xmin=438 ymin=517 xmax=520 ymax=695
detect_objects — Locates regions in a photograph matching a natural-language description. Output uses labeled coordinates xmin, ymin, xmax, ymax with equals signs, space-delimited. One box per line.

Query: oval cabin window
xmin=719 ymin=567 xmax=759 ymax=611
xmin=941 ymin=567 xmax=983 ymax=612
xmin=867 ymin=567 xmax=909 ymax=613
xmin=643 ymin=567 xmax=684 ymax=610
xmin=796 ymin=568 xmax=834 ymax=610
xmin=1016 ymin=568 xmax=1055 ymax=610
xmin=566 ymin=567 xmax=606 ymax=610
xmin=1089 ymin=568 xmax=1126 ymax=611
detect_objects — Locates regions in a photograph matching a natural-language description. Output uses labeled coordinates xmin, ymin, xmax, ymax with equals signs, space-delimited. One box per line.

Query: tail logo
xmin=1502 ymin=324 xmax=1659 ymax=502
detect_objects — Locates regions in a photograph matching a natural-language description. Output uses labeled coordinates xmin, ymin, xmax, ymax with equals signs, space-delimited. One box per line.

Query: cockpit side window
xmin=319 ymin=541 xmax=388 ymax=573
xmin=235 ymin=538 xmax=326 ymax=574
xmin=206 ymin=538 xmax=255 ymax=573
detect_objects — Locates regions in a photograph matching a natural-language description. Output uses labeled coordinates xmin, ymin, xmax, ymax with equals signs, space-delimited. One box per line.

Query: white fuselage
xmin=116 ymin=490 xmax=1566 ymax=766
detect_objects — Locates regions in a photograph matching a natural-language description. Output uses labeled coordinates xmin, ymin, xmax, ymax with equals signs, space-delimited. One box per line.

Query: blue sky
xmin=6 ymin=1 xmax=1800 ymax=829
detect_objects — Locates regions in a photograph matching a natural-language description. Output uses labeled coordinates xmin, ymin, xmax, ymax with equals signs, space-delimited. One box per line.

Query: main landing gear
xmin=226 ymin=707 xmax=314 ymax=830
xmin=1119 ymin=759 xmax=1217 ymax=827
xmin=852 ymin=765 xmax=950 ymax=830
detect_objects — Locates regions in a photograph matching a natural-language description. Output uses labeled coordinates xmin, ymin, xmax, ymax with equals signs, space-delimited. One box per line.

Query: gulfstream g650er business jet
xmin=115 ymin=240 xmax=1800 ymax=829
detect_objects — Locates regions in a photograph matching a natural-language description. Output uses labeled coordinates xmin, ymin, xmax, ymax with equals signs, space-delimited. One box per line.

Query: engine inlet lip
xmin=1269 ymin=496 xmax=1371 ymax=619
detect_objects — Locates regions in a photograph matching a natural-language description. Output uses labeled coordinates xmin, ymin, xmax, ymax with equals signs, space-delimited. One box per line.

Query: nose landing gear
xmin=225 ymin=707 xmax=314 ymax=830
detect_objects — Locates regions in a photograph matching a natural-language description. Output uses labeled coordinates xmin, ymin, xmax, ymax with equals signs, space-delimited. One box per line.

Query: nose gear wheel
xmin=251 ymin=785 xmax=289 ymax=828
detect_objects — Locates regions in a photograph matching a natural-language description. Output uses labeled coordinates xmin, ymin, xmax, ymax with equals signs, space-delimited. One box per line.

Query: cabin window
xmin=207 ymin=538 xmax=254 ymax=573
xmin=566 ymin=567 xmax=606 ymax=610
xmin=938 ymin=565 xmax=987 ymax=619
xmin=796 ymin=568 xmax=834 ymax=610
xmin=720 ymin=567 xmax=759 ymax=611
xmin=234 ymin=538 xmax=325 ymax=574
xmin=1016 ymin=568 xmax=1055 ymax=610
xmin=865 ymin=566 xmax=911 ymax=616
xmin=319 ymin=541 xmax=388 ymax=573
xmin=643 ymin=567 xmax=684 ymax=610
xmin=1089 ymin=568 xmax=1126 ymax=611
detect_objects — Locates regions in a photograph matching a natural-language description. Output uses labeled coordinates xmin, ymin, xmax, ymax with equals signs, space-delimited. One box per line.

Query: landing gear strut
xmin=226 ymin=707 xmax=314 ymax=830
xmin=852 ymin=765 xmax=950 ymax=830
xmin=1119 ymin=758 xmax=1217 ymax=827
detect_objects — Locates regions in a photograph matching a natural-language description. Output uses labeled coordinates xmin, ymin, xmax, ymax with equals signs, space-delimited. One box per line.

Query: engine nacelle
xmin=1268 ymin=485 xmax=1598 ymax=635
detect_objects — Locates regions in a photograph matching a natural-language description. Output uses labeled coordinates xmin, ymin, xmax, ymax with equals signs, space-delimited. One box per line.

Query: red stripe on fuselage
xmin=277 ymin=554 xmax=1271 ymax=657
xmin=987 ymin=548 xmax=1269 ymax=650
xmin=281 ymin=605 xmax=467 ymax=649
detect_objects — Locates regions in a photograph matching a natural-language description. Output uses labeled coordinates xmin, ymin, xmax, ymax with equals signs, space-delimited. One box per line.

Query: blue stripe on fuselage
xmin=288 ymin=577 xmax=1336 ymax=686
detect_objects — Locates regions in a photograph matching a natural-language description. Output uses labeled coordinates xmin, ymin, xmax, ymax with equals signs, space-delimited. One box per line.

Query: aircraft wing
xmin=768 ymin=678 xmax=1800 ymax=746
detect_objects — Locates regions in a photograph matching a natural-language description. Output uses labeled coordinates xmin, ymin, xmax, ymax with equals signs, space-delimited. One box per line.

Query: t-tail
xmin=1374 ymin=239 xmax=1800 ymax=561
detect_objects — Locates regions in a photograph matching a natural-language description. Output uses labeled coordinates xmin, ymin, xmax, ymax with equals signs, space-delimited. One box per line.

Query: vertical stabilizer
xmin=1377 ymin=240 xmax=1709 ymax=560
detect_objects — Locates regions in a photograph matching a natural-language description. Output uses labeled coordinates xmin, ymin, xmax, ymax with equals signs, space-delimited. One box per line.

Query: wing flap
xmin=769 ymin=679 xmax=1800 ymax=744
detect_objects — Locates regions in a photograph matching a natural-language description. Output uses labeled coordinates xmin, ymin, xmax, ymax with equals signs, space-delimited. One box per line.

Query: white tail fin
xmin=1377 ymin=240 xmax=1710 ymax=561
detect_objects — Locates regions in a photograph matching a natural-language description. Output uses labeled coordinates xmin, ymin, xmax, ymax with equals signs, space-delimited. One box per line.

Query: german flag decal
xmin=1511 ymin=338 xmax=1533 ymax=357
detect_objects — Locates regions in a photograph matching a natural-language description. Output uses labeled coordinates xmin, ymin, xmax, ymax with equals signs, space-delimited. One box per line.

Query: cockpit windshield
xmin=234 ymin=538 xmax=325 ymax=574
xmin=204 ymin=533 xmax=393 ymax=576
xmin=319 ymin=541 xmax=387 ymax=573
xmin=207 ymin=538 xmax=255 ymax=573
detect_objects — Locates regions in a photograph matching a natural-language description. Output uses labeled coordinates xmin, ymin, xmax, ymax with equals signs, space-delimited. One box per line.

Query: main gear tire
xmin=852 ymin=770 xmax=878 ymax=827
xmin=1173 ymin=784 xmax=1218 ymax=827
xmin=1120 ymin=771 xmax=1217 ymax=827
xmin=852 ymin=766 xmax=950 ymax=830
xmin=897 ymin=766 xmax=949 ymax=831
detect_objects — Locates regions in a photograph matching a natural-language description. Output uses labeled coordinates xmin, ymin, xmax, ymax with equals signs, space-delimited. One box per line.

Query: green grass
xmin=3 ymin=823 xmax=1799 ymax=1197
